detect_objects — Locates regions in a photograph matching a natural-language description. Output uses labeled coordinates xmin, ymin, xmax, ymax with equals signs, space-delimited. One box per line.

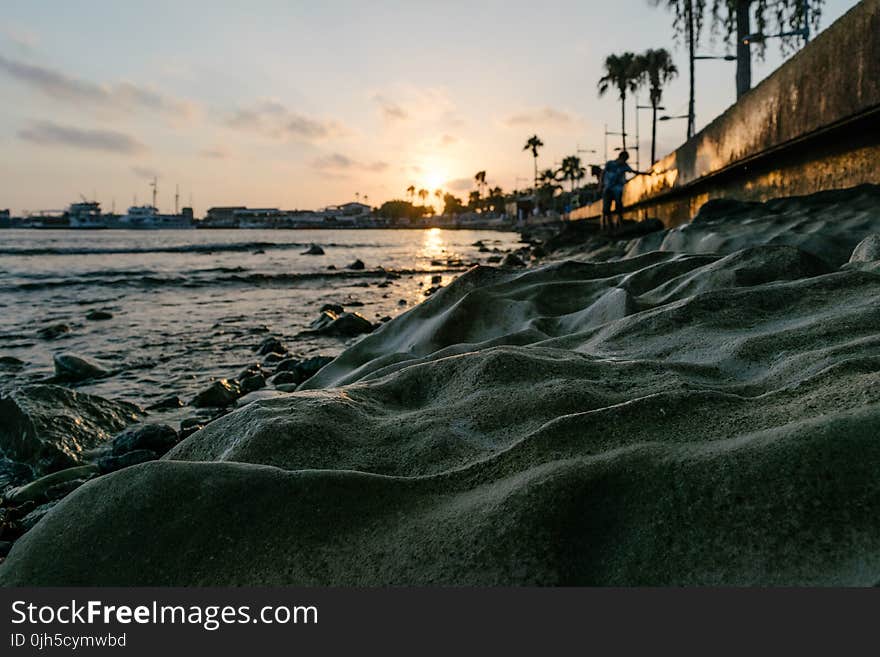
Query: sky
xmin=0 ymin=0 xmax=860 ymax=216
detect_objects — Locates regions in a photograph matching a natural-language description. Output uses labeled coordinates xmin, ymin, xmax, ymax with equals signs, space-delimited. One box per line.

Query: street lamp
xmin=604 ymin=124 xmax=627 ymax=162
xmin=659 ymin=115 xmax=690 ymax=121
xmin=743 ymin=26 xmax=810 ymax=45
xmin=636 ymin=101 xmax=664 ymax=167
xmin=694 ymin=54 xmax=737 ymax=61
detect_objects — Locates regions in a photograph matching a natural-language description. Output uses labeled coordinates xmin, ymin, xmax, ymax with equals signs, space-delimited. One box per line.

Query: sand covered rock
xmin=0 ymin=385 xmax=142 ymax=474
xmin=623 ymin=184 xmax=880 ymax=267
xmin=5 ymin=238 xmax=880 ymax=585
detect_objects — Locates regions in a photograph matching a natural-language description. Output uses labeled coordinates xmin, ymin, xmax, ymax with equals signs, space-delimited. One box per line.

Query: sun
xmin=423 ymin=169 xmax=447 ymax=192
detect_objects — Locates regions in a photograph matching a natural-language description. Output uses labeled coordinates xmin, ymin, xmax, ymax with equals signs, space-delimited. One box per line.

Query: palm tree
xmin=559 ymin=156 xmax=586 ymax=193
xmin=536 ymin=168 xmax=561 ymax=211
xmin=638 ymin=48 xmax=678 ymax=164
xmin=650 ymin=1 xmax=822 ymax=101
xmin=418 ymin=188 xmax=429 ymax=206
xmin=406 ymin=185 xmax=415 ymax=203
xmin=523 ymin=135 xmax=544 ymax=190
xmin=598 ymin=52 xmax=643 ymax=150
xmin=474 ymin=171 xmax=487 ymax=200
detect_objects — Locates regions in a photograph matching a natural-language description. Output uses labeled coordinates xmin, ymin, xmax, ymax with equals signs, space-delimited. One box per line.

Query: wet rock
xmin=320 ymin=303 xmax=345 ymax=315
xmin=0 ymin=541 xmax=11 ymax=558
xmin=97 ymin=450 xmax=157 ymax=474
xmin=271 ymin=356 xmax=334 ymax=386
xmin=262 ymin=352 xmax=286 ymax=367
xmin=302 ymin=243 xmax=325 ymax=255
xmin=424 ymin=285 xmax=442 ymax=297
xmin=431 ymin=275 xmax=442 ymax=284
xmin=146 ymin=395 xmax=183 ymax=411
xmin=849 ymin=235 xmax=880 ymax=263
xmin=487 ymin=255 xmax=502 ymax=263
xmin=305 ymin=311 xmax=373 ymax=337
xmin=0 ymin=356 xmax=25 ymax=370
xmin=502 ymin=253 xmax=526 ymax=267
xmin=252 ymin=249 xmax=266 ymax=255
xmin=0 ymin=385 xmax=142 ymax=474
xmin=346 ymin=300 xmax=365 ymax=307
xmin=379 ymin=316 xmax=392 ymax=323
xmin=37 ymin=323 xmax=70 ymax=340
xmin=256 ymin=336 xmax=286 ymax=356
xmin=4 ymin=465 xmax=100 ymax=506
xmin=479 ymin=245 xmax=490 ymax=252
xmin=179 ymin=418 xmax=205 ymax=439
xmin=85 ymin=310 xmax=113 ymax=321
xmin=398 ymin=299 xmax=407 ymax=306
xmin=531 ymin=245 xmax=547 ymax=259
xmin=191 ymin=379 xmax=241 ymax=408
xmin=346 ymin=259 xmax=365 ymax=270
xmin=236 ymin=390 xmax=286 ymax=407
xmin=327 ymin=265 xmax=337 ymax=270
xmin=112 ymin=424 xmax=179 ymax=457
xmin=53 ymin=353 xmax=111 ymax=382
xmin=270 ymin=371 xmax=301 ymax=386
xmin=240 ymin=373 xmax=266 ymax=394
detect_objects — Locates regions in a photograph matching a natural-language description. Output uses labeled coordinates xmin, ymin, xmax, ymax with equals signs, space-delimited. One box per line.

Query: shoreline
xmin=3 ymin=185 xmax=880 ymax=585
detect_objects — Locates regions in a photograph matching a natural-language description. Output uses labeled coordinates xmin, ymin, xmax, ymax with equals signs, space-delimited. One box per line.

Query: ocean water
xmin=0 ymin=228 xmax=523 ymax=424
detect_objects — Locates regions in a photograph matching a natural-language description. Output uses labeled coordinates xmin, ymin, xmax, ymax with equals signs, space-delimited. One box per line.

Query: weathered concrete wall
xmin=571 ymin=0 xmax=880 ymax=226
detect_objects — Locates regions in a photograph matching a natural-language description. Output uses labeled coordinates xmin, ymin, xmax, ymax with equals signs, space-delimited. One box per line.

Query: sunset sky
xmin=0 ymin=0 xmax=859 ymax=215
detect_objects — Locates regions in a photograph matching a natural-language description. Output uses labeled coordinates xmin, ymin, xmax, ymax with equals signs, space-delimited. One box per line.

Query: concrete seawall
xmin=571 ymin=0 xmax=880 ymax=227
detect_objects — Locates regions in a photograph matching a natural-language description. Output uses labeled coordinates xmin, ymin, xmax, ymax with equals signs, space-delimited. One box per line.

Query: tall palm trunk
xmin=620 ymin=91 xmax=627 ymax=150
xmin=651 ymin=101 xmax=658 ymax=164
xmin=533 ymin=156 xmax=538 ymax=190
xmin=736 ymin=0 xmax=753 ymax=98
xmin=686 ymin=0 xmax=695 ymax=140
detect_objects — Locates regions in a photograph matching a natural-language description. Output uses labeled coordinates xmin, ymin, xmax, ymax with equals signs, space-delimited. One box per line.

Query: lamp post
xmin=658 ymin=114 xmax=690 ymax=122
xmin=636 ymin=100 xmax=664 ymax=166
xmin=604 ymin=124 xmax=627 ymax=162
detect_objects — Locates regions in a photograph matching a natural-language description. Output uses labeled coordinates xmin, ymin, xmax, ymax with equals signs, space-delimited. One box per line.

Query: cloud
xmin=131 ymin=165 xmax=160 ymax=179
xmin=0 ymin=53 xmax=193 ymax=117
xmin=227 ymin=100 xmax=347 ymax=141
xmin=1 ymin=27 xmax=38 ymax=52
xmin=503 ymin=107 xmax=579 ymax=128
xmin=446 ymin=177 xmax=473 ymax=192
xmin=312 ymin=152 xmax=389 ymax=173
xmin=18 ymin=120 xmax=146 ymax=154
xmin=373 ymin=94 xmax=409 ymax=121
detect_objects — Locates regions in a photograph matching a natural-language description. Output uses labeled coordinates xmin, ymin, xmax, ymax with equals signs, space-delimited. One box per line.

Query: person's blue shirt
xmin=603 ymin=159 xmax=635 ymax=192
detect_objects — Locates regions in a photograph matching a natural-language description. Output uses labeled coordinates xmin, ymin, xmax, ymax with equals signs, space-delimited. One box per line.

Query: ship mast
xmin=150 ymin=177 xmax=158 ymax=210
xmin=175 ymin=184 xmax=180 ymax=215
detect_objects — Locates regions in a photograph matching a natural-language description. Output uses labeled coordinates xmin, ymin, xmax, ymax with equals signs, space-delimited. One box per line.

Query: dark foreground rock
xmin=270 ymin=356 xmax=334 ymax=387
xmin=303 ymin=310 xmax=373 ymax=337
xmin=0 ymin=385 xmax=142 ymax=474
xmin=112 ymin=424 xmax=179 ymax=457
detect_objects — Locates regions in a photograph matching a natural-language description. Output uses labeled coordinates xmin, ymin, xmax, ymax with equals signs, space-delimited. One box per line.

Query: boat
xmin=119 ymin=205 xmax=193 ymax=229
xmin=67 ymin=201 xmax=106 ymax=228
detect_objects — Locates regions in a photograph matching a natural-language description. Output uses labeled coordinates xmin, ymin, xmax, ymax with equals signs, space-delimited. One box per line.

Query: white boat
xmin=119 ymin=205 xmax=193 ymax=229
xmin=67 ymin=201 xmax=106 ymax=228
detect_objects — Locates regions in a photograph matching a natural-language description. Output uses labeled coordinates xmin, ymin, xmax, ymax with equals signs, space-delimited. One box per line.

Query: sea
xmin=0 ymin=228 xmax=523 ymax=425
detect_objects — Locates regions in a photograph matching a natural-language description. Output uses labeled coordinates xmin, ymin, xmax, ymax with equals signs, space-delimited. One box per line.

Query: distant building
xmin=203 ymin=206 xmax=246 ymax=228
xmin=0 ymin=209 xmax=9 ymax=228
xmin=336 ymin=202 xmax=372 ymax=216
xmin=234 ymin=208 xmax=288 ymax=228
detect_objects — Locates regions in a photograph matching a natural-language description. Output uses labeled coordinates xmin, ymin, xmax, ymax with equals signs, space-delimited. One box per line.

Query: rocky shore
xmin=3 ymin=185 xmax=880 ymax=585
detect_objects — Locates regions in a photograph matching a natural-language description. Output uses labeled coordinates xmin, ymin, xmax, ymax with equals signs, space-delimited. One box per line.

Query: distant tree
xmin=559 ymin=156 xmax=586 ymax=193
xmin=418 ymin=188 xmax=429 ymax=206
xmin=467 ymin=190 xmax=482 ymax=212
xmin=486 ymin=186 xmax=505 ymax=214
xmin=637 ymin=48 xmax=678 ymax=164
xmin=523 ymin=135 xmax=544 ymax=190
xmin=474 ymin=171 xmax=487 ymax=200
xmin=598 ymin=52 xmax=643 ymax=150
xmin=651 ymin=0 xmax=823 ymax=101
xmin=536 ymin=168 xmax=562 ymax=211
xmin=406 ymin=185 xmax=416 ymax=203
xmin=378 ymin=199 xmax=428 ymax=223
xmin=442 ymin=193 xmax=465 ymax=216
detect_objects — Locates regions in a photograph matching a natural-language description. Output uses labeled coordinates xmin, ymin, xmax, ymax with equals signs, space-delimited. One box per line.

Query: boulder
xmin=36 ymin=323 xmax=70 ymax=340
xmin=256 ymin=337 xmax=286 ymax=356
xmin=112 ymin=424 xmax=179 ymax=457
xmin=4 ymin=465 xmax=100 ymax=506
xmin=501 ymin=253 xmax=526 ymax=268
xmin=320 ymin=303 xmax=345 ymax=315
xmin=85 ymin=310 xmax=113 ymax=321
xmin=146 ymin=395 xmax=183 ymax=411
xmin=191 ymin=379 xmax=241 ymax=408
xmin=271 ymin=356 xmax=334 ymax=387
xmin=0 ymin=385 xmax=142 ymax=474
xmin=302 ymin=244 xmax=325 ymax=255
xmin=53 ymin=353 xmax=111 ymax=382
xmin=239 ymin=373 xmax=266 ymax=394
xmin=0 ymin=356 xmax=25 ymax=370
xmin=305 ymin=311 xmax=373 ymax=337
xmin=849 ymin=235 xmax=880 ymax=263
xmin=346 ymin=259 xmax=365 ymax=270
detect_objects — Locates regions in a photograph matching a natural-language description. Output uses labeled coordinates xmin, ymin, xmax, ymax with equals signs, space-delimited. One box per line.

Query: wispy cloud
xmin=18 ymin=120 xmax=146 ymax=154
xmin=503 ymin=107 xmax=579 ymax=128
xmin=131 ymin=165 xmax=160 ymax=179
xmin=312 ymin=152 xmax=388 ymax=173
xmin=1 ymin=26 xmax=38 ymax=52
xmin=0 ymin=53 xmax=194 ymax=117
xmin=373 ymin=94 xmax=409 ymax=122
xmin=227 ymin=100 xmax=347 ymax=141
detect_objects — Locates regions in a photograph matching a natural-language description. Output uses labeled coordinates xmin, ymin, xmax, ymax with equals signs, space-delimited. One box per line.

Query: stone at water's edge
xmin=0 ymin=385 xmax=143 ymax=474
xmin=52 ymin=353 xmax=111 ymax=382
xmin=111 ymin=424 xmax=179 ymax=457
xmin=191 ymin=379 xmax=241 ymax=408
